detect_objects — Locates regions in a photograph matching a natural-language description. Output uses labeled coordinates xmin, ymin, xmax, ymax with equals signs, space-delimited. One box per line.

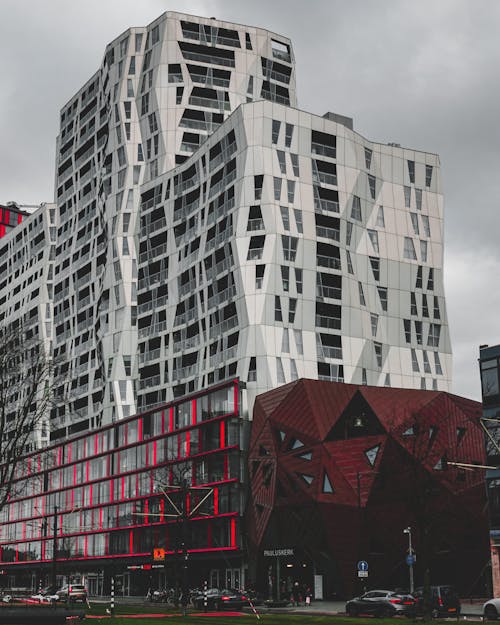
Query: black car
xmin=346 ymin=589 xmax=416 ymax=617
xmin=413 ymin=585 xmax=460 ymax=617
xmin=192 ymin=588 xmax=249 ymax=611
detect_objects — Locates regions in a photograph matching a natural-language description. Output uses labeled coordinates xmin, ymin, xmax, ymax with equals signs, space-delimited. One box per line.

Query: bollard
xmin=204 ymin=579 xmax=208 ymax=613
xmin=110 ymin=575 xmax=115 ymax=615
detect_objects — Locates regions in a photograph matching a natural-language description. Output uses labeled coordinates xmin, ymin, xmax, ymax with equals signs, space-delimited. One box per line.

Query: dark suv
xmin=413 ymin=585 xmax=460 ymax=617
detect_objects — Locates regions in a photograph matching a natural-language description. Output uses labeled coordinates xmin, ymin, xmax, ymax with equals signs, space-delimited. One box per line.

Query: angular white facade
xmin=0 ymin=203 xmax=57 ymax=449
xmin=136 ymin=101 xmax=451 ymax=414
xmin=25 ymin=10 xmax=450 ymax=439
xmin=52 ymin=12 xmax=295 ymax=437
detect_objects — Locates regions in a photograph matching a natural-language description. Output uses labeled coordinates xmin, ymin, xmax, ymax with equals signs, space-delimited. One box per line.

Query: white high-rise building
xmin=0 ymin=202 xmax=57 ymax=449
xmin=51 ymin=12 xmax=297 ymax=437
xmin=48 ymin=11 xmax=450 ymax=437
xmin=136 ymin=101 xmax=451 ymax=414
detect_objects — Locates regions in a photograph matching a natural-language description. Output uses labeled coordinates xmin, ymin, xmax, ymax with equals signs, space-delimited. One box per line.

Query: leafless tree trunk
xmin=0 ymin=323 xmax=54 ymax=512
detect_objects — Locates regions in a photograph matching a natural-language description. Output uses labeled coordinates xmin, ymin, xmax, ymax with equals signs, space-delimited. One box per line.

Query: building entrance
xmin=115 ymin=572 xmax=130 ymax=596
xmin=87 ymin=572 xmax=104 ymax=597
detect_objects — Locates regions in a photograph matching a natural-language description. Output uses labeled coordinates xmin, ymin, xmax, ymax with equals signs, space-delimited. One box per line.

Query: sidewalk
xmin=88 ymin=596 xmax=487 ymax=618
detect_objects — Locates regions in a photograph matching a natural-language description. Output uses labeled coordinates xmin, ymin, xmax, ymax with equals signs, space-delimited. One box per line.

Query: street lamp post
xmin=52 ymin=506 xmax=58 ymax=590
xmin=403 ymin=527 xmax=414 ymax=594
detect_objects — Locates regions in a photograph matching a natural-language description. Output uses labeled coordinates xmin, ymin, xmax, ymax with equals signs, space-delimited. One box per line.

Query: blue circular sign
xmin=357 ymin=560 xmax=369 ymax=571
xmin=406 ymin=554 xmax=415 ymax=566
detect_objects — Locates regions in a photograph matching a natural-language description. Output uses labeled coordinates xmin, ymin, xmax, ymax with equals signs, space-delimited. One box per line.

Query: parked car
xmin=54 ymin=583 xmax=87 ymax=603
xmin=345 ymin=589 xmax=416 ymax=617
xmin=191 ymin=588 xmax=250 ymax=611
xmin=30 ymin=586 xmax=58 ymax=603
xmin=413 ymin=585 xmax=460 ymax=618
xmin=483 ymin=598 xmax=500 ymax=620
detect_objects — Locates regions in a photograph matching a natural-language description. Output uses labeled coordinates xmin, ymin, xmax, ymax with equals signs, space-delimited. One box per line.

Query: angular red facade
xmin=247 ymin=380 xmax=490 ymax=599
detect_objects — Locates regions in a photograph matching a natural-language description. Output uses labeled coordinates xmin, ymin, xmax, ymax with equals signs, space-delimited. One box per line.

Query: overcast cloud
xmin=1 ymin=0 xmax=499 ymax=400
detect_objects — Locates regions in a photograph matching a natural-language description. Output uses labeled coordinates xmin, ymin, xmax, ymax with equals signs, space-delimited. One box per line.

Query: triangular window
xmin=403 ymin=426 xmax=414 ymax=436
xmin=288 ymin=438 xmax=304 ymax=450
xmin=429 ymin=426 xmax=438 ymax=444
xmin=365 ymin=445 xmax=380 ymax=467
xmin=326 ymin=390 xmax=385 ymax=441
xmin=251 ymin=460 xmax=260 ymax=477
xmin=299 ymin=474 xmax=314 ymax=485
xmin=434 ymin=456 xmax=446 ymax=471
xmin=297 ymin=451 xmax=312 ymax=460
xmin=279 ymin=430 xmax=286 ymax=441
xmin=323 ymin=472 xmax=334 ymax=493
xmin=457 ymin=427 xmax=466 ymax=444
xmin=263 ymin=462 xmax=273 ymax=487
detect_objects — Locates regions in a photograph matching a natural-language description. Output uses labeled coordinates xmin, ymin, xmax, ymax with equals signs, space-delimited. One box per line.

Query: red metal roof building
xmin=247 ymin=379 xmax=489 ymax=599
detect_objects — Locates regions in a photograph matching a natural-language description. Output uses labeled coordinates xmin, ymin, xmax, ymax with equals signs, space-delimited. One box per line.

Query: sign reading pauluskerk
xmin=263 ymin=548 xmax=294 ymax=557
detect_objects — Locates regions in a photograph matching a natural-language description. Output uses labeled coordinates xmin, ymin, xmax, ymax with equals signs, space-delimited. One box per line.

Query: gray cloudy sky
xmin=1 ymin=0 xmax=499 ymax=400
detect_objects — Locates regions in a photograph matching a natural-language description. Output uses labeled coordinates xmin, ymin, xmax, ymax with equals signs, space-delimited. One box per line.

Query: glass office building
xmin=0 ymin=379 xmax=248 ymax=595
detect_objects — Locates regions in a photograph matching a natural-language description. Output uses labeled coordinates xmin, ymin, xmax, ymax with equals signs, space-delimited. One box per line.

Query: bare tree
xmin=0 ymin=322 xmax=54 ymax=512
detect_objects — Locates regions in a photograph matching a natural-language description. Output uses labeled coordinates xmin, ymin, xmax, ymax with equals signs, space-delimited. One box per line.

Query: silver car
xmin=484 ymin=598 xmax=500 ymax=620
xmin=346 ymin=589 xmax=416 ymax=618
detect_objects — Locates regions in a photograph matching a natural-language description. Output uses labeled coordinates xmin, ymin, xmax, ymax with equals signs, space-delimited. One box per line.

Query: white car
xmin=483 ymin=598 xmax=500 ymax=620
xmin=30 ymin=588 xmax=58 ymax=603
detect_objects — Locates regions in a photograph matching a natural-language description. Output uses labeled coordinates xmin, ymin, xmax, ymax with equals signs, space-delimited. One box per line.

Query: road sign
xmin=357 ymin=560 xmax=369 ymax=571
xmin=358 ymin=571 xmax=369 ymax=578
xmin=153 ymin=547 xmax=165 ymax=561
xmin=406 ymin=554 xmax=415 ymax=566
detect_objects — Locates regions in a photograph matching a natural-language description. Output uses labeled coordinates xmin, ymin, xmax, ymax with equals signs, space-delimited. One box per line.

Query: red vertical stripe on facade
xmin=231 ymin=517 xmax=236 ymax=547
xmin=17 ymin=212 xmax=22 ymax=224
xmin=186 ymin=431 xmax=191 ymax=457
xmin=129 ymin=530 xmax=133 ymax=554
xmin=139 ymin=417 xmax=143 ymax=441
xmin=84 ymin=535 xmax=88 ymax=557
xmin=234 ymin=380 xmax=239 ymax=415
xmin=220 ymin=421 xmax=225 ymax=448
xmin=192 ymin=399 xmax=197 ymax=425
xmin=169 ymin=407 xmax=174 ymax=433
xmin=213 ymin=488 xmax=219 ymax=515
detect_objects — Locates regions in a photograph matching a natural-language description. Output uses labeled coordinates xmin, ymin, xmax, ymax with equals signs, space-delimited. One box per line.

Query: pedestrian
xmin=305 ymin=586 xmax=312 ymax=606
xmin=292 ymin=581 xmax=300 ymax=606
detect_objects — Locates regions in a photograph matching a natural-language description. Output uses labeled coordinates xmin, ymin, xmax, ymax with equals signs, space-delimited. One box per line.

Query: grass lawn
xmin=84 ymin=611 xmax=456 ymax=625
xmin=86 ymin=618 xmax=376 ymax=625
